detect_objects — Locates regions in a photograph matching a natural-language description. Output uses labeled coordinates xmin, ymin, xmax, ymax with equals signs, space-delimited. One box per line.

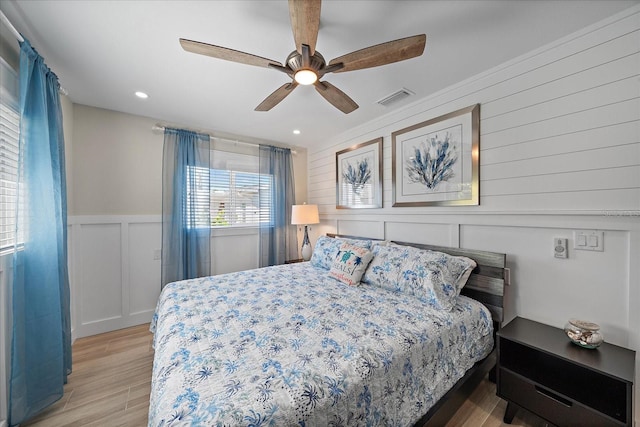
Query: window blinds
xmin=188 ymin=149 xmax=273 ymax=228
xmin=0 ymin=61 xmax=20 ymax=251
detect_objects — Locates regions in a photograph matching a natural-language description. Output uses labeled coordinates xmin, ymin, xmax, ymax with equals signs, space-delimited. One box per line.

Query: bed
xmin=149 ymin=235 xmax=507 ymax=426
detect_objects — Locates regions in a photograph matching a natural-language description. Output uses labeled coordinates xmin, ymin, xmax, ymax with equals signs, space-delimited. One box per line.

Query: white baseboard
xmin=1 ymin=419 xmax=7 ymax=427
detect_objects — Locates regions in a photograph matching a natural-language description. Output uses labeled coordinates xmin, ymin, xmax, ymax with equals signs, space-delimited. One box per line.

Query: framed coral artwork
xmin=392 ymin=104 xmax=480 ymax=207
xmin=336 ymin=137 xmax=382 ymax=209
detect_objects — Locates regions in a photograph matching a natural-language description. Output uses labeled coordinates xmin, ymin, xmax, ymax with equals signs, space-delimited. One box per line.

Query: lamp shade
xmin=291 ymin=204 xmax=319 ymax=225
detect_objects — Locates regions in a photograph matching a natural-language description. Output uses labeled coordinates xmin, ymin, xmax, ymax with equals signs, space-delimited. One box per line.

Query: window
xmin=185 ymin=165 xmax=211 ymax=229
xmin=211 ymin=169 xmax=272 ymax=227
xmin=188 ymin=149 xmax=273 ymax=228
xmin=0 ymin=57 xmax=20 ymax=251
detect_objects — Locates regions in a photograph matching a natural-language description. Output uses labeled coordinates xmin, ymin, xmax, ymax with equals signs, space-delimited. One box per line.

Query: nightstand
xmin=285 ymin=258 xmax=304 ymax=264
xmin=497 ymin=317 xmax=635 ymax=427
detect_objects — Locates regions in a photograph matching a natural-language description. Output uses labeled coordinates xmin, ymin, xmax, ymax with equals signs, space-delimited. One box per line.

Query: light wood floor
xmin=22 ymin=324 xmax=550 ymax=427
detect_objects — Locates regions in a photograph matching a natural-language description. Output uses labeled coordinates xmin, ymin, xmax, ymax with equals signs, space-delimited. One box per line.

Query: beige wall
xmin=71 ymin=105 xmax=163 ymax=215
xmin=70 ymin=104 xmax=307 ymax=215
xmin=60 ymin=94 xmax=74 ymax=213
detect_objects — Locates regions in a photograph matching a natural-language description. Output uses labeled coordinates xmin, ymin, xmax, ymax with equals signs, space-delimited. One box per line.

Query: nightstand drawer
xmin=499 ymin=369 xmax=621 ymax=427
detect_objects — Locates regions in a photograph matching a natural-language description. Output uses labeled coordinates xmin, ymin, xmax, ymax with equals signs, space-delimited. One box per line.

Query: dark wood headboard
xmin=326 ymin=234 xmax=507 ymax=327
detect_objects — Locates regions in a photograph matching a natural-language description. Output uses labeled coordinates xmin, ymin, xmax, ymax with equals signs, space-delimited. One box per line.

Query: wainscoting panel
xmin=0 ymin=255 xmax=11 ymax=426
xmin=460 ymin=224 xmax=630 ymax=345
xmin=128 ymin=222 xmax=162 ymax=316
xmin=336 ymin=220 xmax=384 ymax=239
xmin=385 ymin=222 xmax=457 ymax=247
xmin=78 ymin=223 xmax=123 ymax=326
xmin=71 ymin=217 xmax=160 ymax=338
xmin=69 ymin=216 xmax=266 ymax=338
xmin=67 ymin=224 xmax=76 ymax=338
xmin=212 ymin=232 xmax=259 ymax=275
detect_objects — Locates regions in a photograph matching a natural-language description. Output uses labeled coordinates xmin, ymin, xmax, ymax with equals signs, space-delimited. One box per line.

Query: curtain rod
xmin=0 ymin=10 xmax=24 ymax=42
xmin=1 ymin=10 xmax=69 ymax=96
xmin=152 ymin=125 xmax=297 ymax=154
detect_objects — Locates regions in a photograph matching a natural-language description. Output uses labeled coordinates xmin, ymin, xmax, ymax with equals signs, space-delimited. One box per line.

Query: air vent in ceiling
xmin=376 ymin=88 xmax=414 ymax=107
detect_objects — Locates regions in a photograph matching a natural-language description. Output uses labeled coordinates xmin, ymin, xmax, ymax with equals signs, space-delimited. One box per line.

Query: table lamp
xmin=291 ymin=204 xmax=320 ymax=261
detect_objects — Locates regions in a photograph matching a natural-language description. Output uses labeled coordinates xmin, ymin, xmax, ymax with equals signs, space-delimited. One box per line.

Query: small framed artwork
xmin=336 ymin=137 xmax=382 ymax=209
xmin=392 ymin=104 xmax=480 ymax=207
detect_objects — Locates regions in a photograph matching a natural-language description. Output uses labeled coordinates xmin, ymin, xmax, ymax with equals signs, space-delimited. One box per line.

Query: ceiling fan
xmin=179 ymin=0 xmax=426 ymax=114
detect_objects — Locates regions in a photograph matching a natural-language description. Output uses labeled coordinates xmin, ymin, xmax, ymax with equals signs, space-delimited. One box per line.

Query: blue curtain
xmin=161 ymin=128 xmax=211 ymax=287
xmin=9 ymin=38 xmax=71 ymax=426
xmin=258 ymin=145 xmax=297 ymax=266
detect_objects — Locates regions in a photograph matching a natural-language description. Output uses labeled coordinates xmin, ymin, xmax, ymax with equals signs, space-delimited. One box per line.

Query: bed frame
xmin=327 ymin=234 xmax=507 ymax=427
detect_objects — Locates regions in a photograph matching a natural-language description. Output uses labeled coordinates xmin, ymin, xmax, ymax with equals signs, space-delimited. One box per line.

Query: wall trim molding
xmin=69 ymin=214 xmax=161 ymax=224
xmin=321 ymin=213 xmax=640 ymax=232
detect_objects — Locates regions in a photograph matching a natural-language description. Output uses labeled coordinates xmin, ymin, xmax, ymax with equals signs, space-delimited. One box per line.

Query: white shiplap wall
xmin=307 ymin=6 xmax=640 ymax=423
xmin=309 ymin=8 xmax=639 ymax=214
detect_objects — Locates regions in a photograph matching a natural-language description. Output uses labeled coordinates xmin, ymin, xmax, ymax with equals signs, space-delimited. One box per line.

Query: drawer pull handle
xmin=534 ymin=385 xmax=573 ymax=407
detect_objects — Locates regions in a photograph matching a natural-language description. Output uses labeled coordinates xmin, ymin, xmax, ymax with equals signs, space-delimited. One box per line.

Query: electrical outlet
xmin=554 ymin=238 xmax=568 ymax=258
xmin=504 ymin=268 xmax=511 ymax=286
xmin=153 ymin=249 xmax=161 ymax=260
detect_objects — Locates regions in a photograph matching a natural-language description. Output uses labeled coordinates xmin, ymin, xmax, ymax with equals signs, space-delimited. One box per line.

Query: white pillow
xmin=328 ymin=242 xmax=374 ymax=286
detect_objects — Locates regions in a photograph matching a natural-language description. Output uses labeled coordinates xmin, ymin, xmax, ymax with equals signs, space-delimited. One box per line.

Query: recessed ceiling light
xmin=293 ymin=129 xmax=301 ymax=135
xmin=135 ymin=91 xmax=149 ymax=99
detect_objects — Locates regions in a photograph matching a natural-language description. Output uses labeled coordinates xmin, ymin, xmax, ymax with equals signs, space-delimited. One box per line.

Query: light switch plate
xmin=573 ymin=230 xmax=604 ymax=252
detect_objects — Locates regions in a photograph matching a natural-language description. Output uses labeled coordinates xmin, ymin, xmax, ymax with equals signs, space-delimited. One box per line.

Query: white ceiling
xmin=2 ymin=0 xmax=637 ymax=148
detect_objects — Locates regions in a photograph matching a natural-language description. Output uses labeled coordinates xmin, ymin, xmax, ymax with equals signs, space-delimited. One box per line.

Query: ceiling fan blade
xmin=328 ymin=34 xmax=426 ymax=73
xmin=289 ymin=0 xmax=321 ymax=55
xmin=255 ymin=82 xmax=299 ymax=111
xmin=314 ymin=81 xmax=358 ymax=114
xmin=180 ymin=38 xmax=283 ymax=68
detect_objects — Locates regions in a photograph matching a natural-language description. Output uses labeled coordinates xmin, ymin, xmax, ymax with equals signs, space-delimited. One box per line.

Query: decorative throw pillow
xmin=310 ymin=236 xmax=372 ymax=270
xmin=328 ymin=242 xmax=374 ymax=286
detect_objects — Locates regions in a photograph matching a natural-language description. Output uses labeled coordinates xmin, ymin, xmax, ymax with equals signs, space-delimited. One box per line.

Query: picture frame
xmin=392 ymin=104 xmax=480 ymax=207
xmin=336 ymin=137 xmax=383 ymax=209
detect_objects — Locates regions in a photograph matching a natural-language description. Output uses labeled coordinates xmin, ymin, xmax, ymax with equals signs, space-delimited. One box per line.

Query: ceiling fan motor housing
xmin=286 ymin=50 xmax=326 ymax=73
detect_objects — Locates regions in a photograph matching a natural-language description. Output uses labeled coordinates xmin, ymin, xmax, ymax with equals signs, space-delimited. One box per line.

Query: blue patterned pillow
xmin=361 ymin=245 xmax=415 ymax=290
xmin=328 ymin=243 xmax=374 ymax=286
xmin=363 ymin=245 xmax=476 ymax=311
xmin=310 ymin=236 xmax=373 ymax=270
xmin=398 ymin=249 xmax=476 ymax=311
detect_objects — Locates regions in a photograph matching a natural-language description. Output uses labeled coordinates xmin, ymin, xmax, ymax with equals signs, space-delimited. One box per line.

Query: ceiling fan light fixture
xmin=294 ymin=69 xmax=318 ymax=85
xmin=179 ymin=0 xmax=426 ymax=113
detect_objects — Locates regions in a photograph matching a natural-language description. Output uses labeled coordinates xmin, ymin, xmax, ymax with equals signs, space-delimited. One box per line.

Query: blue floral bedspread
xmin=149 ymin=262 xmax=493 ymax=426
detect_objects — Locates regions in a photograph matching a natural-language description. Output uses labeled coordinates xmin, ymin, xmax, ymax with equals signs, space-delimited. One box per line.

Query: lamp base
xmin=301 ymin=243 xmax=312 ymax=261
xmin=301 ymin=225 xmax=312 ymax=261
